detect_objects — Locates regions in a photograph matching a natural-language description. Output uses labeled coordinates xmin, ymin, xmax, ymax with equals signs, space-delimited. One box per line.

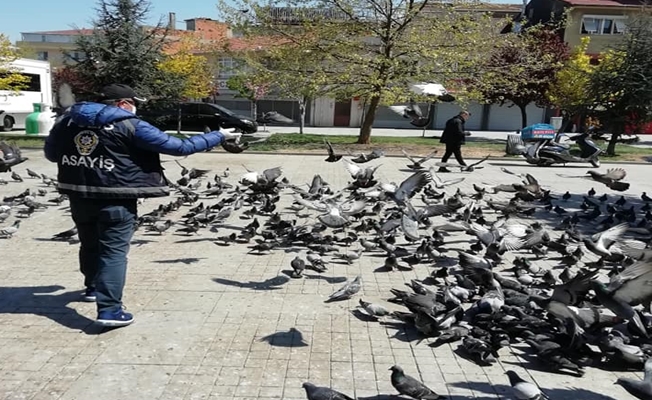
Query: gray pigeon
xmin=327 ymin=276 xmax=361 ymax=302
xmin=505 ymin=370 xmax=548 ymax=400
xmin=359 ymin=299 xmax=390 ymax=317
xmin=291 ymin=256 xmax=306 ymax=278
xmin=389 ymin=365 xmax=442 ymax=399
xmin=302 ymin=382 xmax=353 ymax=400
xmin=615 ymin=357 xmax=652 ymax=400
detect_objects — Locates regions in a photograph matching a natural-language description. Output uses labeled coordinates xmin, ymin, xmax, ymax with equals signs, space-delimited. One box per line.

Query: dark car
xmin=139 ymin=102 xmax=258 ymax=134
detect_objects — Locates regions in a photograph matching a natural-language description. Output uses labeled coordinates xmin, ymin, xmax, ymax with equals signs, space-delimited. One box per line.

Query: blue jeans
xmin=69 ymin=197 xmax=137 ymax=314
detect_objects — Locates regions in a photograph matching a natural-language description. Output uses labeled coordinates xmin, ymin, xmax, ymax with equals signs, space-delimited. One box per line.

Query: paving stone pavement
xmin=0 ymin=149 xmax=651 ymax=400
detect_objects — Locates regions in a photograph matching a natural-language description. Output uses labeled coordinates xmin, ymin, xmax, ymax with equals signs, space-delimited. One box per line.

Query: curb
xmin=15 ymin=146 xmax=650 ymax=165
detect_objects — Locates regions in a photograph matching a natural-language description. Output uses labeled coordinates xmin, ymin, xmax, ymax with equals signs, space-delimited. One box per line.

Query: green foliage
xmin=470 ymin=25 xmax=570 ymax=128
xmin=218 ymin=0 xmax=506 ymax=143
xmin=587 ymin=11 xmax=652 ymax=155
xmin=547 ymin=36 xmax=594 ymax=117
xmin=0 ymin=34 xmax=30 ymax=92
xmin=69 ymin=0 xmax=184 ymax=105
xmin=158 ymin=37 xmax=215 ymax=100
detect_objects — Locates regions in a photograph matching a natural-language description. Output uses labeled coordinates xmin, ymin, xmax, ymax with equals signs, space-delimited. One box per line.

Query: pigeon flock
xmin=2 ymin=141 xmax=652 ymax=400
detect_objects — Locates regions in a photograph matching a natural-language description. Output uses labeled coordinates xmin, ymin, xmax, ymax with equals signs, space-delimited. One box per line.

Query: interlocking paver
xmin=1 ymin=150 xmax=651 ymax=399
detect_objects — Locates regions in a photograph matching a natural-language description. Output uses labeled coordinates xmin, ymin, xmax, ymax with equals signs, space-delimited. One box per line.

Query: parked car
xmin=139 ymin=102 xmax=258 ymax=134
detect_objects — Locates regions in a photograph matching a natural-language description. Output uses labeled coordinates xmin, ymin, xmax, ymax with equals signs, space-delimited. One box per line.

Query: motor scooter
xmin=506 ymin=131 xmax=602 ymax=167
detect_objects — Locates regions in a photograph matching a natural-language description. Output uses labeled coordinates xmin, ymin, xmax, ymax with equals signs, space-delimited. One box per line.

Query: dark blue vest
xmin=52 ymin=116 xmax=169 ymax=199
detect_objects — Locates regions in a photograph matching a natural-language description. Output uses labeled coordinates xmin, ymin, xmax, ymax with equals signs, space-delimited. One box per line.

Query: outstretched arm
xmin=131 ymin=119 xmax=225 ymax=156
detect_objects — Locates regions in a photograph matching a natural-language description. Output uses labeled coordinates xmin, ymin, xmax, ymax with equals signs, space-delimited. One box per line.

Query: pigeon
xmin=324 ymin=140 xmax=343 ymax=162
xmin=0 ymin=220 xmax=20 ymax=238
xmin=11 ymin=171 xmax=22 ymax=182
xmin=429 ymin=168 xmax=465 ymax=189
xmin=358 ymin=299 xmax=390 ymax=317
xmin=642 ymin=192 xmax=652 ymax=202
xmin=389 ymin=365 xmax=442 ymax=399
xmin=401 ymin=149 xmax=438 ymax=170
xmin=147 ymin=220 xmax=173 ymax=234
xmin=505 ymin=370 xmax=548 ymax=400
xmin=586 ymin=168 xmax=630 ymax=191
xmin=290 ymin=256 xmax=306 ymax=278
xmin=26 ymin=168 xmax=41 ymax=179
xmin=582 ymin=222 xmax=629 ymax=257
xmin=349 ymin=149 xmax=384 ymax=163
xmin=52 ymin=226 xmax=78 ymax=240
xmin=615 ymin=357 xmax=652 ymax=400
xmin=327 ymin=275 xmax=361 ymax=302
xmin=302 ymin=382 xmax=353 ymax=400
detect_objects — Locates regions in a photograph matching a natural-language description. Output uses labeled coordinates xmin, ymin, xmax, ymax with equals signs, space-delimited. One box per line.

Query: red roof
xmin=561 ymin=0 xmax=643 ymax=7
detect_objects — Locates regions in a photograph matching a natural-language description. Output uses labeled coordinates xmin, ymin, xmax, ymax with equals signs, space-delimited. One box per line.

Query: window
xmin=36 ymin=51 xmax=48 ymax=61
xmin=180 ymin=103 xmax=198 ymax=114
xmin=581 ymin=16 xmax=627 ymax=35
xmin=199 ymin=104 xmax=217 ymax=115
xmin=217 ymin=57 xmax=240 ymax=79
xmin=0 ymin=72 xmax=41 ymax=92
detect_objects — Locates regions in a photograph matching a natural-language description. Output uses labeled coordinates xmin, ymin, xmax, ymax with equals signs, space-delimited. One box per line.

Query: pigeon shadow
xmin=357 ymin=396 xmax=400 ymax=400
xmin=173 ymin=237 xmax=215 ymax=244
xmin=304 ymin=274 xmax=348 ymax=284
xmin=0 ymin=285 xmax=104 ymax=335
xmin=130 ymin=239 xmax=157 ymax=246
xmin=258 ymin=328 xmax=308 ymax=347
xmin=32 ymin=237 xmax=77 ymax=243
xmin=153 ymin=258 xmax=206 ymax=265
xmin=455 ymin=382 xmax=620 ymax=400
xmin=212 ymin=275 xmax=290 ymax=291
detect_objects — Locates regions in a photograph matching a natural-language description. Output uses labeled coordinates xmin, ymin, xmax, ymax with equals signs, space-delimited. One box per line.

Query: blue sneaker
xmin=96 ymin=309 xmax=134 ymax=327
xmin=82 ymin=287 xmax=96 ymax=302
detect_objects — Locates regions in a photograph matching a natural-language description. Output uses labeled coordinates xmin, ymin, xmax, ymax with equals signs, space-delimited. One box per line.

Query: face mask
xmin=130 ymin=105 xmax=137 ymax=115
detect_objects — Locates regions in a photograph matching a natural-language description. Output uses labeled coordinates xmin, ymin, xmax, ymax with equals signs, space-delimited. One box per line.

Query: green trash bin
xmin=25 ymin=103 xmax=42 ymax=135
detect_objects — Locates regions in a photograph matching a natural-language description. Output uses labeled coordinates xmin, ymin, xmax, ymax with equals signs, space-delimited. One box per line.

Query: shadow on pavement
xmin=212 ymin=275 xmax=290 ymax=291
xmin=0 ymin=285 xmax=103 ymax=334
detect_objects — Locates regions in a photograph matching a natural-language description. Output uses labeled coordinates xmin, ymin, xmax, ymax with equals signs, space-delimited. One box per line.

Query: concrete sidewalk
xmin=0 ymin=151 xmax=648 ymax=400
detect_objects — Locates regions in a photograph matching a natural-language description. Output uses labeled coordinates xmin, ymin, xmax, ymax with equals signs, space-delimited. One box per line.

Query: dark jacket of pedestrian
xmin=44 ymin=102 xmax=226 ymax=199
xmin=440 ymin=115 xmax=467 ymax=145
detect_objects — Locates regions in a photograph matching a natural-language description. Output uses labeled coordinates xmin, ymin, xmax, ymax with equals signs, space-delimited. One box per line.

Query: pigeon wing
xmin=608 ymin=181 xmax=630 ymax=191
xmin=263 ymin=167 xmax=282 ymax=182
xmin=468 ymin=222 xmax=495 ymax=245
xmin=401 ymin=214 xmax=420 ymax=241
xmin=401 ymin=149 xmax=418 ymax=165
xmin=396 ymin=171 xmax=431 ymax=202
xmin=325 ymin=140 xmax=336 ymax=156
xmin=340 ymin=200 xmax=367 ymax=216
xmin=592 ymin=222 xmax=628 ymax=243
xmin=604 ymin=168 xmax=627 ymax=181
xmin=343 ymin=159 xmax=362 ymax=178
xmin=610 ymin=261 xmax=652 ymax=305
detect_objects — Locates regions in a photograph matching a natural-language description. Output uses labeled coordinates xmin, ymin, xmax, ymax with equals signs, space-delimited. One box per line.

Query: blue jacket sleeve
xmin=44 ymin=116 xmax=65 ymax=162
xmin=131 ymin=119 xmax=225 ymax=156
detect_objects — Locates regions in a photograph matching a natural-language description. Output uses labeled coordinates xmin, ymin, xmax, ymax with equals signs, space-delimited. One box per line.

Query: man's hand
xmin=220 ymin=129 xmax=242 ymax=142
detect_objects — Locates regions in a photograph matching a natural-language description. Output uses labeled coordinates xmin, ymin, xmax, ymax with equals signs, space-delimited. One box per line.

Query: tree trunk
xmin=607 ymin=132 xmax=619 ymax=156
xmin=298 ymin=97 xmax=306 ymax=135
xmin=177 ymin=103 xmax=182 ymax=134
xmin=251 ymin=100 xmax=257 ymax=121
xmin=518 ymin=103 xmax=528 ymax=128
xmin=358 ymin=96 xmax=381 ymax=144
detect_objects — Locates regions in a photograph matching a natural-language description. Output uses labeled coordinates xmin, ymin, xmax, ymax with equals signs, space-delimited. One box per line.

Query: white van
xmin=0 ymin=58 xmax=53 ymax=131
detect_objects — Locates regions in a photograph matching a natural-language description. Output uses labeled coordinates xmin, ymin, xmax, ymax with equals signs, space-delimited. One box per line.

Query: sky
xmin=4 ymin=0 xmax=524 ymax=43
xmin=3 ymin=0 xmax=226 ymax=42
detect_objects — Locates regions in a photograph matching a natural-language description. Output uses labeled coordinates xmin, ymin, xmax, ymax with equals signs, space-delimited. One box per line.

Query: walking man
xmin=44 ymin=83 xmax=240 ymax=327
xmin=438 ymin=110 xmax=471 ymax=172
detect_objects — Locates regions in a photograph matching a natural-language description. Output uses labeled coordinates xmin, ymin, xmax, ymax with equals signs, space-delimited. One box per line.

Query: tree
xmin=226 ymin=73 xmax=270 ymax=120
xmin=158 ymin=37 xmax=216 ymax=100
xmin=470 ymin=26 xmax=570 ymax=128
xmin=226 ymin=41 xmax=330 ymax=134
xmin=70 ymin=0 xmax=184 ymax=104
xmin=0 ymin=33 xmax=30 ymax=92
xmin=547 ymin=36 xmax=594 ymax=131
xmin=218 ymin=0 xmax=504 ymax=144
xmin=587 ymin=11 xmax=652 ymax=156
